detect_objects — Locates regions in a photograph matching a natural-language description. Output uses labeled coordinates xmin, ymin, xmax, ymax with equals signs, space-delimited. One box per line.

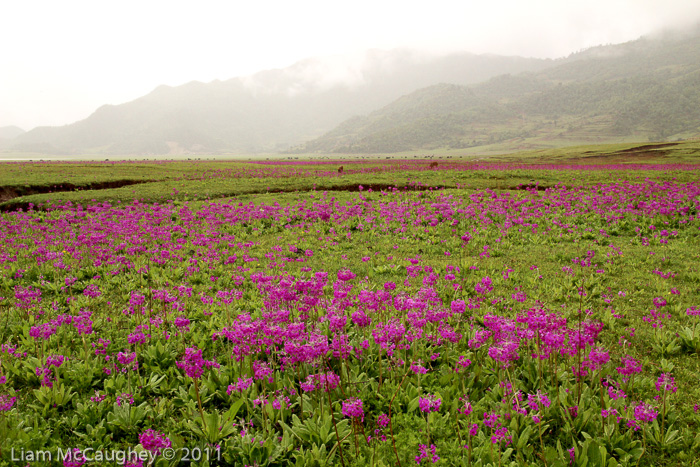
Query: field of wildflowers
xmin=0 ymin=158 xmax=699 ymax=466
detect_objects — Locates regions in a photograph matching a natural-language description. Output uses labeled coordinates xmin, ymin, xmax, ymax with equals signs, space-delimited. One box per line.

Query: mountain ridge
xmin=297 ymin=30 xmax=700 ymax=153
xmin=8 ymin=50 xmax=555 ymax=155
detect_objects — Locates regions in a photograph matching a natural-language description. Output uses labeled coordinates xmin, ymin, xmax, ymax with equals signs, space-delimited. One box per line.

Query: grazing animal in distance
xmin=429 ymin=162 xmax=438 ymax=169
xmin=338 ymin=166 xmax=344 ymax=174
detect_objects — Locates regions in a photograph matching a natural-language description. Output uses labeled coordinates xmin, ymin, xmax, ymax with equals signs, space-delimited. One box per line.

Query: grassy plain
xmin=0 ymin=142 xmax=699 ymax=466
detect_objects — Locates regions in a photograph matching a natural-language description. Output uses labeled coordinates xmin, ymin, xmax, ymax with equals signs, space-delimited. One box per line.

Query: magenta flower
xmin=410 ymin=361 xmax=429 ymax=375
xmin=82 ymin=284 xmax=102 ymax=298
xmin=139 ymin=429 xmax=172 ymax=454
xmin=127 ymin=332 xmax=147 ymax=345
xmin=176 ymin=346 xmax=219 ymax=379
xmin=116 ymin=351 xmax=138 ymax=372
xmin=491 ymin=426 xmax=511 ymax=445
xmin=342 ymin=398 xmax=364 ymax=422
xmin=458 ymin=396 xmax=473 ymax=416
xmin=450 ymin=300 xmax=466 ymax=314
xmin=29 ymin=322 xmax=57 ymax=340
xmin=174 ymin=316 xmax=191 ymax=330
xmin=46 ymin=354 xmax=65 ymax=368
xmin=655 ymin=373 xmax=677 ymax=393
xmin=0 ymin=394 xmax=16 ymax=411
xmin=62 ymin=448 xmax=86 ymax=467
xmin=616 ymin=356 xmax=642 ymax=382
xmin=337 ymin=269 xmax=356 ymax=282
xmin=117 ymin=393 xmax=134 ymax=406
xmin=227 ymin=376 xmax=253 ymax=394
xmin=527 ymin=391 xmax=551 ymax=412
xmin=633 ymin=401 xmax=659 ymax=424
xmin=419 ymin=395 xmax=441 ymax=413
xmin=300 ymin=372 xmax=340 ymax=392
xmin=585 ymin=346 xmax=610 ymax=371
xmin=455 ymin=356 xmax=471 ymax=372
xmin=415 ymin=444 xmax=439 ymax=464
xmin=474 ymin=276 xmax=493 ymax=295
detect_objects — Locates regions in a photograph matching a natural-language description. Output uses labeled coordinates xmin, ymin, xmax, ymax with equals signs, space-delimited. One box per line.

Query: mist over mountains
xmin=6 ymin=28 xmax=700 ymax=155
xmin=300 ymin=30 xmax=700 ymax=153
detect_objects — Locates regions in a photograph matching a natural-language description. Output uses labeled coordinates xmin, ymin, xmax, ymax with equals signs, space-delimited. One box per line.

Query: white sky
xmin=2 ymin=0 xmax=700 ymax=130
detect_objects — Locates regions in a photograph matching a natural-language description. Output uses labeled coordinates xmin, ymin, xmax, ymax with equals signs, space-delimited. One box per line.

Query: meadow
xmin=0 ymin=148 xmax=699 ymax=466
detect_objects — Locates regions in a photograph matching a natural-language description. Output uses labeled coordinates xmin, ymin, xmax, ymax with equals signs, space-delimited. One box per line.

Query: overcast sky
xmin=2 ymin=0 xmax=700 ymax=130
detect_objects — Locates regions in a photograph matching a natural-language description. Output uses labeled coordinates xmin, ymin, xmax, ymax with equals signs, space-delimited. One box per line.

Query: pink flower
xmin=0 ymin=394 xmax=16 ymax=411
xmin=419 ymin=395 xmax=442 ymax=413
xmin=341 ymin=398 xmax=364 ymax=422
xmin=139 ymin=429 xmax=172 ymax=454
xmin=176 ymin=346 xmax=219 ymax=379
xmin=655 ymin=373 xmax=677 ymax=393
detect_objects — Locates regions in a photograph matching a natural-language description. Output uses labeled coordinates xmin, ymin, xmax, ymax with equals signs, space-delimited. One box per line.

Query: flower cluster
xmin=176 ymin=347 xmax=219 ymax=379
xmin=419 ymin=395 xmax=442 ymax=413
xmin=415 ymin=444 xmax=439 ymax=464
xmin=341 ymin=398 xmax=364 ymax=422
xmin=139 ymin=429 xmax=172 ymax=454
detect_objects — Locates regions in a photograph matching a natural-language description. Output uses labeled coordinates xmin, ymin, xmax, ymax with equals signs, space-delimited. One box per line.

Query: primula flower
xmin=377 ymin=413 xmax=390 ymax=427
xmin=410 ymin=361 xmax=428 ymax=375
xmin=419 ymin=394 xmax=442 ymax=413
xmin=458 ymin=396 xmax=473 ymax=416
xmin=176 ymin=346 xmax=219 ymax=379
xmin=29 ymin=322 xmax=57 ymax=340
xmin=46 ymin=354 xmax=65 ymax=368
xmin=512 ymin=290 xmax=527 ymax=302
xmin=127 ymin=332 xmax=147 ymax=345
xmin=483 ymin=411 xmax=500 ymax=428
xmin=174 ymin=316 xmax=191 ymax=329
xmin=117 ymin=393 xmax=134 ymax=406
xmin=455 ymin=356 xmax=471 ymax=372
xmin=300 ymin=372 xmax=340 ymax=392
xmin=527 ymin=391 xmax=551 ymax=412
xmin=139 ymin=429 xmax=172 ymax=454
xmin=415 ymin=444 xmax=439 ymax=464
xmin=36 ymin=366 xmax=53 ymax=387
xmin=228 ymin=377 xmax=253 ymax=394
xmin=0 ymin=394 xmax=16 ymax=411
xmin=62 ymin=448 xmax=86 ymax=467
xmin=491 ymin=426 xmax=511 ymax=445
xmin=616 ymin=356 xmax=642 ymax=382
xmin=82 ymin=284 xmax=102 ymax=298
xmin=341 ymin=398 xmax=364 ymax=421
xmin=474 ymin=276 xmax=493 ymax=295
xmin=90 ymin=390 xmax=106 ymax=403
xmin=656 ymin=373 xmax=677 ymax=393
xmin=633 ymin=401 xmax=658 ymax=424
xmin=337 ymin=269 xmax=356 ymax=282
xmin=116 ymin=351 xmax=138 ymax=372
xmin=585 ymin=346 xmax=610 ymax=371
xmin=450 ymin=300 xmax=466 ymax=314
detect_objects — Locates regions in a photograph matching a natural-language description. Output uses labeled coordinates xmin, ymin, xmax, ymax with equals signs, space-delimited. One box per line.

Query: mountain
xmin=0 ymin=126 xmax=25 ymax=140
xmin=299 ymin=29 xmax=700 ymax=153
xmin=0 ymin=126 xmax=25 ymax=150
xmin=10 ymin=50 xmax=553 ymax=155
